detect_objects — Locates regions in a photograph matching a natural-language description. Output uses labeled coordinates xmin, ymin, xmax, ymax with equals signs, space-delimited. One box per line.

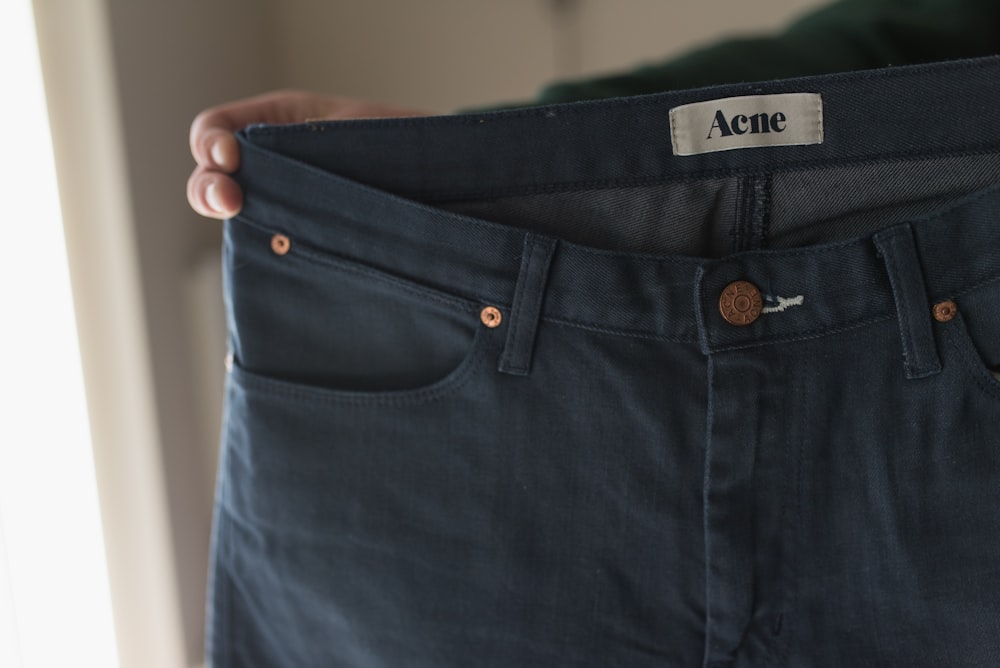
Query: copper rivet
xmin=480 ymin=306 xmax=502 ymax=328
xmin=933 ymin=300 xmax=958 ymax=323
xmin=270 ymin=233 xmax=291 ymax=255
xmin=719 ymin=280 xmax=763 ymax=326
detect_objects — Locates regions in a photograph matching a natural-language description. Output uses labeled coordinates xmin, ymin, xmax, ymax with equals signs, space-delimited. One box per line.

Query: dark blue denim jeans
xmin=208 ymin=56 xmax=1000 ymax=667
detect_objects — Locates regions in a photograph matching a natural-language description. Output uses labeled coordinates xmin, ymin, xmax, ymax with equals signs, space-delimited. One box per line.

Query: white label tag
xmin=669 ymin=93 xmax=823 ymax=156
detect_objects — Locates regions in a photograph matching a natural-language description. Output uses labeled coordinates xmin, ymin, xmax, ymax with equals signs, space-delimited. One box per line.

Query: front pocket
xmin=227 ymin=323 xmax=494 ymax=407
xmin=942 ymin=315 xmax=1000 ymax=401
xmin=224 ymin=217 xmax=496 ymax=400
xmin=938 ymin=277 xmax=1000 ymax=399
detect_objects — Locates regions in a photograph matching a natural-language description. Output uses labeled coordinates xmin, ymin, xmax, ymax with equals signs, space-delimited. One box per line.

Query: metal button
xmin=719 ymin=280 xmax=763 ymax=326
xmin=480 ymin=306 xmax=502 ymax=328
xmin=933 ymin=300 xmax=958 ymax=323
xmin=270 ymin=233 xmax=291 ymax=255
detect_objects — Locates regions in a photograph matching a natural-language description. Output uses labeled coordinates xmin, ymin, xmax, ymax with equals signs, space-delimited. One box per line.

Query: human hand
xmin=187 ymin=90 xmax=430 ymax=219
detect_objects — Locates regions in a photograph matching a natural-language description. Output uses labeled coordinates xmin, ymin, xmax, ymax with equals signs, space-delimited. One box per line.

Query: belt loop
xmin=873 ymin=223 xmax=941 ymax=379
xmin=498 ymin=233 xmax=557 ymax=376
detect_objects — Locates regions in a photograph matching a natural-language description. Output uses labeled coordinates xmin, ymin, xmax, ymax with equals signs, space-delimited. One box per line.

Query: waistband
xmin=232 ymin=56 xmax=1000 ymax=353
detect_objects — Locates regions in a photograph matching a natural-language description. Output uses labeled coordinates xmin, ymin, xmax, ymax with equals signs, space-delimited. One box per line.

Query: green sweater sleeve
xmin=466 ymin=0 xmax=1000 ymax=111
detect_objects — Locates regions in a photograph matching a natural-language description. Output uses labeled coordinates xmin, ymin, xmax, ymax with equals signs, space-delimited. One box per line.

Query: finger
xmin=189 ymin=90 xmax=307 ymax=169
xmin=192 ymin=128 xmax=240 ymax=173
xmin=187 ymin=167 xmax=243 ymax=220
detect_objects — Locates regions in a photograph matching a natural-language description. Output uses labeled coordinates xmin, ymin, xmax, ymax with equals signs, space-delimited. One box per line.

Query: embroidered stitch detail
xmin=761 ymin=295 xmax=804 ymax=314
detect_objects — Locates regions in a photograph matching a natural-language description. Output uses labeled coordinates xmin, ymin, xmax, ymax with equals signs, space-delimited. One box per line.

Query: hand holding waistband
xmin=186 ymin=89 xmax=429 ymax=220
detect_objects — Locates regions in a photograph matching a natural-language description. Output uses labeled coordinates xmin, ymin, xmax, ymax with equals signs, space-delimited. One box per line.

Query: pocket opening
xmin=226 ymin=317 xmax=497 ymax=407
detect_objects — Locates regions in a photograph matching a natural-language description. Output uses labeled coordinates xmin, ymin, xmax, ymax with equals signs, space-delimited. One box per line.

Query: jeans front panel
xmin=215 ymin=252 xmax=715 ymax=665
xmin=784 ymin=311 xmax=1000 ymax=668
xmin=207 ymin=56 xmax=1000 ymax=667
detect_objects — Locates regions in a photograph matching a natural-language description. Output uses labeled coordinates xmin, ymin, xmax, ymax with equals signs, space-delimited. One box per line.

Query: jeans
xmin=207 ymin=55 xmax=1000 ymax=667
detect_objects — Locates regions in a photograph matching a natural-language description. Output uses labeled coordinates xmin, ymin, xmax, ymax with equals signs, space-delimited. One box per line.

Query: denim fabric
xmin=207 ymin=56 xmax=1000 ymax=667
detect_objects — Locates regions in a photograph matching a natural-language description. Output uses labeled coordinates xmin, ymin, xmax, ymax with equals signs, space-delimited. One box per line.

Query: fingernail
xmin=206 ymin=182 xmax=224 ymax=212
xmin=210 ymin=140 xmax=228 ymax=169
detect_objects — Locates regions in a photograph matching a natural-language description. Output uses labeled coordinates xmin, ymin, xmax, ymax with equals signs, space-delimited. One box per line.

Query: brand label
xmin=669 ymin=93 xmax=823 ymax=156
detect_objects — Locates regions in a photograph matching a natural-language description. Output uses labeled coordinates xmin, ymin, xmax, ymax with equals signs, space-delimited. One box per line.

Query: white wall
xmin=268 ymin=0 xmax=828 ymax=112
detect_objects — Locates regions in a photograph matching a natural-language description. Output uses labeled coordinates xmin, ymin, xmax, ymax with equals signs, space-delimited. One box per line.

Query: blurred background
xmin=2 ymin=1 xmax=826 ymax=666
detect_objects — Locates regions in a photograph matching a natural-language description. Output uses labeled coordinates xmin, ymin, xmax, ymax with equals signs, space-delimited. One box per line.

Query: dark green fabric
xmin=464 ymin=0 xmax=1000 ymax=112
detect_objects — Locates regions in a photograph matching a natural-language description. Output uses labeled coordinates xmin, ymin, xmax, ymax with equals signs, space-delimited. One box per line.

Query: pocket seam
xmin=227 ymin=323 xmax=494 ymax=408
xmin=291 ymin=243 xmax=477 ymax=314
xmin=945 ymin=272 xmax=1000 ymax=304
xmin=235 ymin=215 xmax=481 ymax=314
xmin=943 ymin=314 xmax=1000 ymax=403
